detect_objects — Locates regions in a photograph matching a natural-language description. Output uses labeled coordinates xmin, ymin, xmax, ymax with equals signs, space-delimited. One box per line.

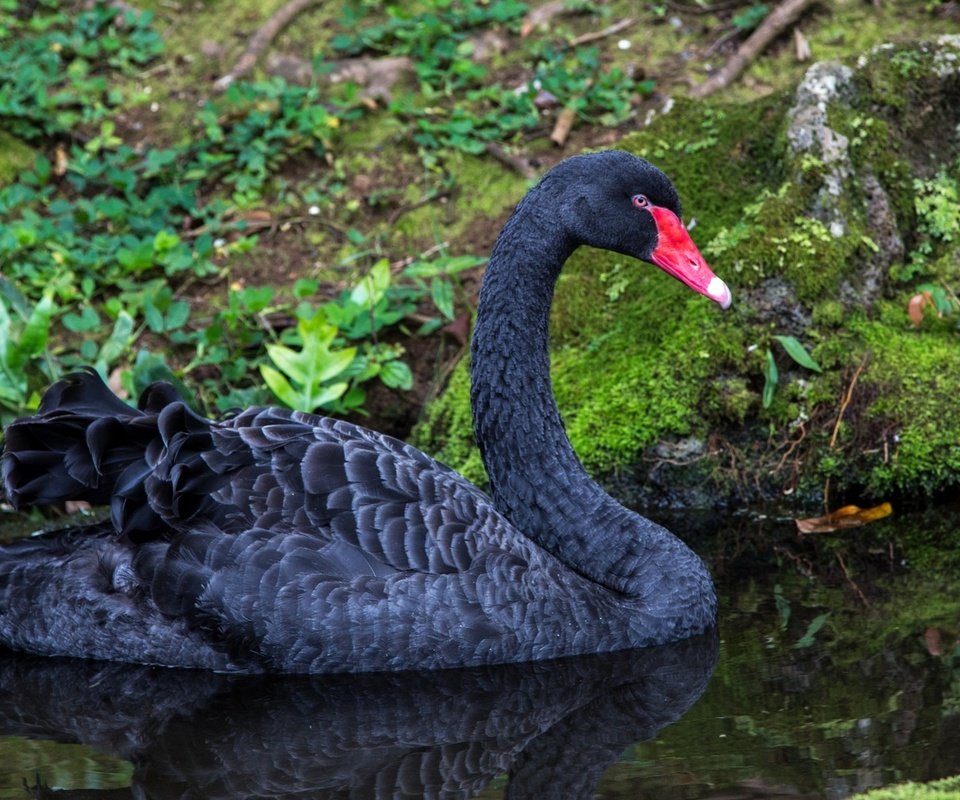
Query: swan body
xmin=0 ymin=151 xmax=729 ymax=673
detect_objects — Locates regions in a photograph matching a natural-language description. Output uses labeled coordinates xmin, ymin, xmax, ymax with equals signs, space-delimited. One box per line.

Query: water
xmin=0 ymin=507 xmax=957 ymax=799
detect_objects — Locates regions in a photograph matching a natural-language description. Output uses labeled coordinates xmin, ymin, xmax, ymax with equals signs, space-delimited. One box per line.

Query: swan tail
xmin=1 ymin=371 xmax=178 ymax=514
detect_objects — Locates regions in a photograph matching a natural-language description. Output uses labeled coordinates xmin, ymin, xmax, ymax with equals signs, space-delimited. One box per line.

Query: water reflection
xmin=0 ymin=633 xmax=717 ymax=799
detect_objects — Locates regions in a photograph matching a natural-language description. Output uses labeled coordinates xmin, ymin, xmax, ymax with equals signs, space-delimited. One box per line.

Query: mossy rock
xmin=413 ymin=38 xmax=960 ymax=508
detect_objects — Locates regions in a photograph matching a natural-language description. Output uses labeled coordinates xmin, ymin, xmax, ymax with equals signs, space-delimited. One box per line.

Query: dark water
xmin=0 ymin=508 xmax=957 ymax=799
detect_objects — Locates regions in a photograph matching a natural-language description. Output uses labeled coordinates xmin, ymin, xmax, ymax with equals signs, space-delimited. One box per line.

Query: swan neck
xmin=470 ymin=198 xmax=629 ymax=581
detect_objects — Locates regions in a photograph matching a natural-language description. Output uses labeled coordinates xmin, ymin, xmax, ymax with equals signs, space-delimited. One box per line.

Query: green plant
xmin=897 ymin=169 xmax=960 ymax=282
xmin=260 ymin=254 xmax=481 ymax=414
xmin=0 ymin=0 xmax=162 ymax=141
xmin=731 ymin=4 xmax=769 ymax=32
xmin=761 ymin=335 xmax=822 ymax=409
xmin=0 ymin=291 xmax=57 ymax=422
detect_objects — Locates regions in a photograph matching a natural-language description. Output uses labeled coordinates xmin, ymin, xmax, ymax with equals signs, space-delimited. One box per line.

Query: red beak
xmin=648 ymin=206 xmax=732 ymax=309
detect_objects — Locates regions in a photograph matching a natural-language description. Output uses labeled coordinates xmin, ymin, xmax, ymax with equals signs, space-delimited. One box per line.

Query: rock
xmin=414 ymin=39 xmax=960 ymax=508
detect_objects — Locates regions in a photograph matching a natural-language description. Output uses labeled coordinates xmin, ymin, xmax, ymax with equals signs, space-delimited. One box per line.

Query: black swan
xmin=0 ymin=151 xmax=731 ymax=673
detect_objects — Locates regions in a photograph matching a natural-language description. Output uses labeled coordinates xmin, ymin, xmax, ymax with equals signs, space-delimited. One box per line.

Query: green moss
xmin=0 ymin=130 xmax=34 ymax=184
xmin=715 ymin=0 xmax=958 ymax=103
xmin=621 ymin=96 xmax=788 ymax=244
xmin=411 ymin=358 xmax=487 ymax=486
xmin=853 ymin=310 xmax=960 ymax=496
xmin=550 ymin=274 xmax=722 ymax=471
xmin=417 ymin=38 xmax=960 ymax=504
xmin=854 ymin=775 xmax=960 ymax=800
xmin=391 ymin=150 xmax=529 ymax=249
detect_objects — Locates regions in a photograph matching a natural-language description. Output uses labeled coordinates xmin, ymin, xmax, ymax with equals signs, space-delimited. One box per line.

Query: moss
xmin=853 ymin=775 xmax=960 ymax=800
xmin=410 ymin=358 xmax=487 ymax=486
xmin=715 ymin=0 xmax=958 ymax=104
xmin=391 ymin=150 xmax=529 ymax=248
xmin=0 ymin=130 xmax=34 ymax=185
xmin=851 ymin=310 xmax=960 ymax=496
xmin=621 ymin=96 xmax=788 ymax=244
xmin=417 ymin=39 xmax=960 ymax=505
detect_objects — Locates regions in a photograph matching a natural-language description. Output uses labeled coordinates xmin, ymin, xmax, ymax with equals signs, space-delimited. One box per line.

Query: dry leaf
xmin=441 ymin=314 xmax=471 ymax=346
xmin=908 ymin=291 xmax=936 ymax=326
xmin=53 ymin=145 xmax=69 ymax=176
xmin=795 ymin=502 xmax=893 ymax=534
xmin=924 ymin=627 xmax=943 ymax=657
xmin=521 ymin=0 xmax=568 ymax=36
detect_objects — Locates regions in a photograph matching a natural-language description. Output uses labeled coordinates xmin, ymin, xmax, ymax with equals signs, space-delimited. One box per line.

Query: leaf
xmin=795 ymin=502 xmax=893 ymax=534
xmin=350 ymin=259 xmax=391 ymax=308
xmin=907 ymin=291 xmax=936 ymax=326
xmin=761 ymin=348 xmax=778 ymax=408
xmin=265 ymin=343 xmax=309 ymax=386
xmin=97 ymin=312 xmax=134 ymax=367
xmin=773 ymin=335 xmax=822 ymax=372
xmin=313 ymin=347 xmax=357 ymax=385
xmin=9 ymin=294 xmax=55 ymax=372
xmin=63 ymin=306 xmax=101 ymax=332
xmin=430 ymin=276 xmax=455 ymax=320
xmin=310 ymin=381 xmax=349 ymax=409
xmin=260 ymin=364 xmax=301 ymax=409
xmin=794 ymin=612 xmax=831 ymax=649
xmin=379 ymin=359 xmax=413 ymax=390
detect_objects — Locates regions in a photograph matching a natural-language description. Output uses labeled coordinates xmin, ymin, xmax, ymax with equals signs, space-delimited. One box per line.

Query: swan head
xmin=550 ymin=151 xmax=732 ymax=309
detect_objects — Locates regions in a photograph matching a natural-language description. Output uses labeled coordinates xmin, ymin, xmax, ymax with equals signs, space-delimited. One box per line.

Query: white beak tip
xmin=707 ymin=276 xmax=732 ymax=310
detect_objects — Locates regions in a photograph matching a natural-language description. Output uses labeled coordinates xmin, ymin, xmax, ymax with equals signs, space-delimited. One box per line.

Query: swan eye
xmin=631 ymin=194 xmax=650 ymax=210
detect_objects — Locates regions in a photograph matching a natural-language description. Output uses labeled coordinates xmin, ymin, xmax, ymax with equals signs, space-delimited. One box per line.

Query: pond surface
xmin=0 ymin=506 xmax=957 ymax=799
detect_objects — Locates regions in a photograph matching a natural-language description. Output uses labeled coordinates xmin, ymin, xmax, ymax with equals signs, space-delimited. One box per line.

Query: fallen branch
xmin=666 ymin=0 xmax=754 ymax=15
xmin=550 ymin=107 xmax=578 ymax=147
xmin=484 ymin=143 xmax=536 ymax=179
xmin=386 ymin=188 xmax=453 ymax=226
xmin=690 ymin=0 xmax=817 ymax=98
xmin=569 ymin=17 xmax=637 ymax=47
xmin=214 ymin=0 xmax=323 ymax=92
xmin=521 ymin=0 xmax=568 ymax=36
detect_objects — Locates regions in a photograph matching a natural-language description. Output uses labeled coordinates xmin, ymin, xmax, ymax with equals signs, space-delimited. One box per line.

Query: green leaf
xmin=310 ymin=381 xmax=349 ymax=409
xmin=762 ymin=348 xmax=779 ymax=409
xmin=265 ymin=343 xmax=309 ymax=386
xmin=350 ymin=259 xmax=391 ymax=308
xmin=794 ymin=612 xmax=832 ymax=649
xmin=314 ymin=347 xmax=358 ymax=385
xmin=774 ymin=584 xmax=790 ymax=631
xmin=97 ymin=311 xmax=134 ymax=367
xmin=430 ymin=276 xmax=454 ymax=320
xmin=63 ymin=306 xmax=101 ymax=332
xmin=260 ymin=364 xmax=301 ymax=408
xmin=12 ymin=293 xmax=55 ymax=368
xmin=379 ymin=359 xmax=413 ymax=390
xmin=773 ymin=335 xmax=822 ymax=373
xmin=165 ymin=300 xmax=190 ymax=329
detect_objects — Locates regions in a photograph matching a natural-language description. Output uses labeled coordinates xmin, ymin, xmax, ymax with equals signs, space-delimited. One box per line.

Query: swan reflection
xmin=0 ymin=632 xmax=716 ymax=799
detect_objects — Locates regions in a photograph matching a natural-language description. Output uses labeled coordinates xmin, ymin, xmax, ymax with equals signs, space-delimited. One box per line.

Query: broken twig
xmin=484 ymin=143 xmax=536 ymax=179
xmin=550 ymin=107 xmax=578 ymax=147
xmin=569 ymin=17 xmax=637 ymax=47
xmin=690 ymin=0 xmax=817 ymax=98
xmin=214 ymin=0 xmax=323 ymax=92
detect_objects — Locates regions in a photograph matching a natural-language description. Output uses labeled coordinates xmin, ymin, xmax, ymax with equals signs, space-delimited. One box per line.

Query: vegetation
xmin=0 ymin=0 xmax=958 ymax=504
xmin=415 ymin=37 xmax=960 ymax=506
